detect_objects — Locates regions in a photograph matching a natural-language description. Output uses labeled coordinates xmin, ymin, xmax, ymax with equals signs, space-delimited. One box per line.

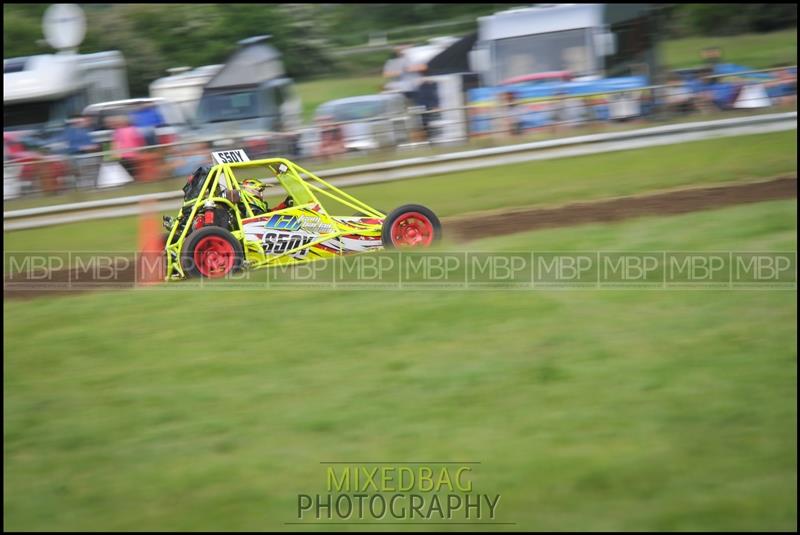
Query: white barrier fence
xmin=4 ymin=67 xmax=796 ymax=201
xmin=4 ymin=111 xmax=796 ymax=231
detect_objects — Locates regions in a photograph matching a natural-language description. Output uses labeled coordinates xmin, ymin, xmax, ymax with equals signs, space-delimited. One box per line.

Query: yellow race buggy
xmin=163 ymin=151 xmax=441 ymax=279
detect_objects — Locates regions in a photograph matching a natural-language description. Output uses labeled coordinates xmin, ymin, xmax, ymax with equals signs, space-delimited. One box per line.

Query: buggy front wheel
xmin=180 ymin=227 xmax=244 ymax=278
xmin=381 ymin=204 xmax=442 ymax=248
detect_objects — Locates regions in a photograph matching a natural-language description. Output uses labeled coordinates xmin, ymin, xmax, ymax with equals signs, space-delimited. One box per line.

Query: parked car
xmin=314 ymin=94 xmax=412 ymax=152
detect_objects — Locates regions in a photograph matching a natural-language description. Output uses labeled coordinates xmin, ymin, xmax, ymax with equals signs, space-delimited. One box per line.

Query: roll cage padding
xmin=182 ymin=165 xmax=211 ymax=202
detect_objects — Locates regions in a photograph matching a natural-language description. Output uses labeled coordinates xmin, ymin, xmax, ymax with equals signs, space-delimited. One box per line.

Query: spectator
xmin=416 ymin=72 xmax=440 ymax=141
xmin=130 ymin=103 xmax=165 ymax=146
xmin=694 ymin=67 xmax=718 ymax=114
xmin=700 ymin=46 xmax=723 ymax=68
xmin=498 ymin=91 xmax=521 ymax=138
xmin=60 ymin=114 xmax=101 ymax=189
xmin=639 ymin=89 xmax=656 ymax=119
xmin=383 ymin=45 xmax=424 ymax=106
xmin=110 ymin=115 xmax=145 ymax=179
xmin=697 ymin=49 xmax=727 ymax=111
xmin=769 ymin=64 xmax=797 ymax=107
xmin=558 ymin=92 xmax=587 ymax=129
xmin=549 ymin=90 xmax=586 ymax=133
xmin=664 ymin=73 xmax=695 ymax=115
xmin=61 ymin=114 xmax=100 ymax=156
xmin=382 ymin=46 xmax=406 ymax=92
xmin=316 ymin=115 xmax=345 ymax=161
xmin=131 ymin=102 xmax=164 ymax=128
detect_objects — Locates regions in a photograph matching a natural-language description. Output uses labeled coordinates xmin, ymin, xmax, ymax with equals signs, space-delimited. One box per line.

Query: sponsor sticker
xmin=263 ymin=231 xmax=315 ymax=257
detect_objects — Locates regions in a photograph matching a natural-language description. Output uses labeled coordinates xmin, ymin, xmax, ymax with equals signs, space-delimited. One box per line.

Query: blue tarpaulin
xmin=467 ymin=63 xmax=795 ymax=133
xmin=467 ymin=76 xmax=648 ymax=133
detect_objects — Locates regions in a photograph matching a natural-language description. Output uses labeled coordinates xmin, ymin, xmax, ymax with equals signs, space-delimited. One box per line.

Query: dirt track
xmin=446 ymin=175 xmax=797 ymax=242
xmin=4 ymin=256 xmax=151 ymax=300
xmin=4 ymin=175 xmax=796 ymax=300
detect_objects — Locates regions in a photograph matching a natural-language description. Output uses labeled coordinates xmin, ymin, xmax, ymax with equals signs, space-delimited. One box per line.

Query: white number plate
xmin=212 ymin=149 xmax=251 ymax=164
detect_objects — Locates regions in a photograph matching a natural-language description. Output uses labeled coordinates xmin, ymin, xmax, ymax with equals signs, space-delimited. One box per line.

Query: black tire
xmin=381 ymin=204 xmax=442 ymax=248
xmin=180 ymin=226 xmax=244 ymax=278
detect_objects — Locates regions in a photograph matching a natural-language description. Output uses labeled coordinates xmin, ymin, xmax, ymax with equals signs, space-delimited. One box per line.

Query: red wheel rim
xmin=389 ymin=212 xmax=435 ymax=247
xmin=193 ymin=236 xmax=235 ymax=277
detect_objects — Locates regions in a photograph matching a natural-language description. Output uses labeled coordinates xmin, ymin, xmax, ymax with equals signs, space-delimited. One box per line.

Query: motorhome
xmin=3 ymin=51 xmax=128 ymax=133
xmin=469 ymin=3 xmax=659 ymax=86
xmin=466 ymin=3 xmax=660 ymax=133
xmin=149 ymin=64 xmax=224 ymax=122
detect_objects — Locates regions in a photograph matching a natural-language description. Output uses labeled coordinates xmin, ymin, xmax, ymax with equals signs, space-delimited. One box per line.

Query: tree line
xmin=4 ymin=3 xmax=797 ymax=97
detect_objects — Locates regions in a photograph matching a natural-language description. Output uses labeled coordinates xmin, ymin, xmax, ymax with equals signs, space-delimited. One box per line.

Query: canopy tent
xmin=204 ymin=36 xmax=285 ymax=90
xmin=425 ymin=33 xmax=478 ymax=76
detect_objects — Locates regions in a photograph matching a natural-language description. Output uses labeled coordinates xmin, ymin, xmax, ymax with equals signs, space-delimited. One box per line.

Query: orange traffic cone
xmin=136 ymin=200 xmax=164 ymax=286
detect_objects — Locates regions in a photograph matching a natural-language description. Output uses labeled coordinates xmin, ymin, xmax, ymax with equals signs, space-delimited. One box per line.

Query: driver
xmin=240 ymin=178 xmax=293 ymax=216
xmin=240 ymin=178 xmax=269 ymax=215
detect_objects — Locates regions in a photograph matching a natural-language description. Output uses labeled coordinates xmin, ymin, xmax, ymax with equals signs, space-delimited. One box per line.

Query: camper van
xmin=469 ymin=3 xmax=659 ymax=86
xmin=192 ymin=36 xmax=302 ymax=153
xmin=149 ymin=64 xmax=224 ymax=122
xmin=465 ymin=4 xmax=659 ymax=133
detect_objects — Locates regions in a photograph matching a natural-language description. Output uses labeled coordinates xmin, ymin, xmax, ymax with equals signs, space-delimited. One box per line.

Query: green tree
xmin=670 ymin=4 xmax=797 ymax=37
xmin=6 ymin=3 xmax=795 ymax=98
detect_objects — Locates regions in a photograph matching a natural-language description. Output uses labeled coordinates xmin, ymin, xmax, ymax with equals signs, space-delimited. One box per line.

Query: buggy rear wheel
xmin=180 ymin=226 xmax=244 ymax=278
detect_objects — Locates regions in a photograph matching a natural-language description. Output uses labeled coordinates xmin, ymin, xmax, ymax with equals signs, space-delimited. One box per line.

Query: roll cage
xmin=164 ymin=158 xmax=386 ymax=280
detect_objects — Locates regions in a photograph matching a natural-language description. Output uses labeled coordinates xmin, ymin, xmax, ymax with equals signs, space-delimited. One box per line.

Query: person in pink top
xmin=110 ymin=115 xmax=145 ymax=179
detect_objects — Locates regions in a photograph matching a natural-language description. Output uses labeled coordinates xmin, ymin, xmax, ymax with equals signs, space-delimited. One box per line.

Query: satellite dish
xmin=43 ymin=4 xmax=86 ymax=51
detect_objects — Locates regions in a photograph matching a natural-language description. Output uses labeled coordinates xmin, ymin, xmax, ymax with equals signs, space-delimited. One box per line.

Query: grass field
xmin=662 ymin=29 xmax=797 ymax=70
xmin=4 ymin=130 xmax=796 ymax=254
xmin=4 ymin=198 xmax=797 ymax=531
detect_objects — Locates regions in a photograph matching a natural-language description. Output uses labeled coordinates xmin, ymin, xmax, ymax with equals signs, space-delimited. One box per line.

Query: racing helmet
xmin=241 ymin=178 xmax=266 ymax=197
xmin=240 ymin=178 xmax=269 ymax=213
